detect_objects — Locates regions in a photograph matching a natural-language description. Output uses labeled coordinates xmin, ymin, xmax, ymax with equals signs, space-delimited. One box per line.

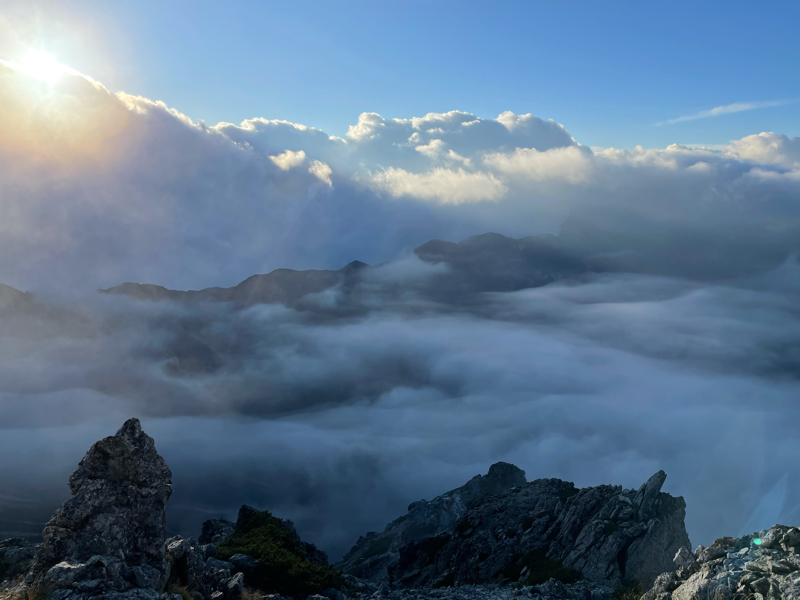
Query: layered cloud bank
xmin=0 ymin=61 xmax=798 ymax=562
xmin=1 ymin=61 xmax=797 ymax=291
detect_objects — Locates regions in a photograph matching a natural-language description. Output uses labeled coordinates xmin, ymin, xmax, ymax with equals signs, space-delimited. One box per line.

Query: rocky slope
xmin=642 ymin=524 xmax=800 ymax=600
xmin=1 ymin=420 xmax=796 ymax=600
xmin=341 ymin=469 xmax=689 ymax=592
xmin=101 ymin=232 xmax=598 ymax=308
xmin=337 ymin=462 xmax=527 ymax=581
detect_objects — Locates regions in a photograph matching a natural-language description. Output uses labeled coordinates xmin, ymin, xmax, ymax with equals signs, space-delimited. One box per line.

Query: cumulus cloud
xmin=308 ymin=159 xmax=333 ymax=186
xmin=269 ymin=149 xmax=306 ymax=170
xmin=724 ymin=132 xmax=800 ymax=170
xmin=368 ymin=167 xmax=507 ymax=204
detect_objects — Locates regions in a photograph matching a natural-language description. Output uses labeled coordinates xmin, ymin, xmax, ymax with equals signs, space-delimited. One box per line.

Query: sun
xmin=17 ymin=50 xmax=73 ymax=83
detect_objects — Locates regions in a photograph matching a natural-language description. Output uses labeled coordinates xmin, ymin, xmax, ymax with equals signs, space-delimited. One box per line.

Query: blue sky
xmin=3 ymin=0 xmax=798 ymax=148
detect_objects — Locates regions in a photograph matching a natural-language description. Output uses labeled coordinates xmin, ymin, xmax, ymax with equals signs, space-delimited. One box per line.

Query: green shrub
xmin=216 ymin=508 xmax=343 ymax=598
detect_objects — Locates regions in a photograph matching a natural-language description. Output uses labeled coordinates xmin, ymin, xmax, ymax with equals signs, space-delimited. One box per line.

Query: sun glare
xmin=18 ymin=50 xmax=73 ymax=83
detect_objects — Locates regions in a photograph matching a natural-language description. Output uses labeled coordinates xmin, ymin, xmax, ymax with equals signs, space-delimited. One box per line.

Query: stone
xmin=199 ymin=521 xmax=235 ymax=546
xmin=227 ymin=554 xmax=258 ymax=577
xmin=672 ymin=547 xmax=696 ymax=571
xmin=641 ymin=524 xmax=800 ymax=600
xmin=27 ymin=419 xmax=173 ymax=600
xmin=0 ymin=538 xmax=37 ymax=582
xmin=164 ymin=536 xmax=215 ymax=599
xmin=201 ymin=545 xmax=217 ymax=561
xmin=206 ymin=558 xmax=234 ymax=572
xmin=226 ymin=572 xmax=243 ymax=600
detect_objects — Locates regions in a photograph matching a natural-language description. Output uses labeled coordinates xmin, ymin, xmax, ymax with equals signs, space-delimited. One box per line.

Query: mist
xmin=0 ymin=58 xmax=798 ymax=563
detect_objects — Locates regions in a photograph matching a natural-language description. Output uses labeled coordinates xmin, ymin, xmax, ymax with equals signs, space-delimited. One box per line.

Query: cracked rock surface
xmin=643 ymin=524 xmax=800 ymax=600
xmin=341 ymin=469 xmax=689 ymax=591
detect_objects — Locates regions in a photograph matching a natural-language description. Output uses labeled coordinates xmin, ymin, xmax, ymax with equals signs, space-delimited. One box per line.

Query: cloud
xmin=0 ymin=59 xmax=799 ymax=563
xmin=269 ymin=149 xmax=306 ymax=170
xmin=0 ymin=257 xmax=797 ymax=559
xmin=308 ymin=159 xmax=332 ymax=186
xmin=724 ymin=132 xmax=800 ymax=170
xmin=658 ymin=100 xmax=793 ymax=125
xmin=368 ymin=167 xmax=507 ymax=204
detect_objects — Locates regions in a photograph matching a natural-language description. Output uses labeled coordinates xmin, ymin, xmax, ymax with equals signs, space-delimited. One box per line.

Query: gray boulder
xmin=26 ymin=418 xmax=173 ymax=600
xmin=226 ymin=572 xmax=244 ymax=600
xmin=199 ymin=520 xmax=236 ymax=545
xmin=0 ymin=538 xmax=37 ymax=584
xmin=642 ymin=524 xmax=800 ymax=600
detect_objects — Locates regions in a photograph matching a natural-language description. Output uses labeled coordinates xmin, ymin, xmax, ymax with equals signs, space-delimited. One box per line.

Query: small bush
xmin=216 ymin=508 xmax=343 ymax=598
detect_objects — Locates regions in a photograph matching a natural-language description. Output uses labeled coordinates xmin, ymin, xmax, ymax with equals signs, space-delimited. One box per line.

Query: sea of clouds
xmin=0 ymin=61 xmax=798 ymax=561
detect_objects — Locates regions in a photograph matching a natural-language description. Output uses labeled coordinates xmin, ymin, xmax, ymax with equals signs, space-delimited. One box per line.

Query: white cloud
xmin=724 ymin=132 xmax=800 ymax=170
xmin=414 ymin=139 xmax=446 ymax=158
xmin=0 ymin=59 xmax=797 ymax=292
xmin=484 ymin=145 xmax=594 ymax=183
xmin=309 ymin=159 xmax=332 ymax=186
xmin=658 ymin=100 xmax=792 ymax=125
xmin=369 ymin=167 xmax=507 ymax=204
xmin=269 ymin=149 xmax=306 ymax=170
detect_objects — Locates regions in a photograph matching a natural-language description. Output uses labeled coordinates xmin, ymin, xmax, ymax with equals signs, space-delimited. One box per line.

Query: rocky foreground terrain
xmin=0 ymin=419 xmax=797 ymax=600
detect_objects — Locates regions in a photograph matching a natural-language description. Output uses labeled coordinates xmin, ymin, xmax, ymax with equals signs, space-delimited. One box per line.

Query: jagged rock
xmin=343 ymin=467 xmax=688 ymax=592
xmin=641 ymin=524 xmax=800 ymax=600
xmin=0 ymin=538 xmax=37 ymax=583
xmin=228 ymin=554 xmax=258 ymax=577
xmin=206 ymin=557 xmax=234 ymax=572
xmin=199 ymin=520 xmax=236 ymax=545
xmin=337 ymin=462 xmax=526 ymax=581
xmin=25 ymin=418 xmax=173 ymax=600
xmin=226 ymin=572 xmax=244 ymax=600
xmin=165 ymin=536 xmax=220 ymax=599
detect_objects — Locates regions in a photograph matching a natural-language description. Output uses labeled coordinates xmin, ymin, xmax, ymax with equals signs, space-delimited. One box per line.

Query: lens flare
xmin=753 ymin=538 xmax=762 ymax=545
xmin=18 ymin=50 xmax=73 ymax=83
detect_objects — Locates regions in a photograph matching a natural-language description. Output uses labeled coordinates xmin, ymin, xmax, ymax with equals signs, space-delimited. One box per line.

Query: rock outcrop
xmin=20 ymin=418 xmax=173 ymax=600
xmin=199 ymin=520 xmax=235 ymax=546
xmin=0 ymin=538 xmax=37 ymax=588
xmin=643 ymin=524 xmax=800 ymax=600
xmin=337 ymin=462 xmax=527 ymax=582
xmin=342 ymin=468 xmax=689 ymax=592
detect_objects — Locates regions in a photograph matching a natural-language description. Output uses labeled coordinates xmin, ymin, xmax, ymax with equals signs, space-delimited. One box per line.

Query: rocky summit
xmin=9 ymin=418 xmax=173 ymax=600
xmin=0 ymin=420 xmax=797 ymax=600
xmin=337 ymin=462 xmax=527 ymax=582
xmin=340 ymin=468 xmax=689 ymax=592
